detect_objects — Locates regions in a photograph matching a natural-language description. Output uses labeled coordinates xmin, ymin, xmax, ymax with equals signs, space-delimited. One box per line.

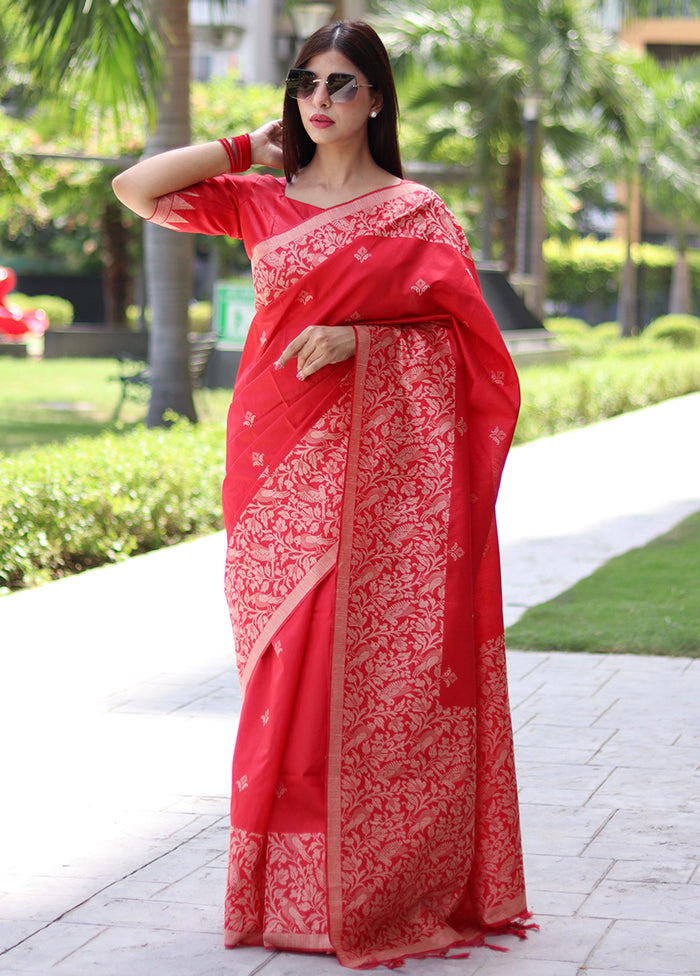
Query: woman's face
xmin=295 ymin=49 xmax=383 ymax=151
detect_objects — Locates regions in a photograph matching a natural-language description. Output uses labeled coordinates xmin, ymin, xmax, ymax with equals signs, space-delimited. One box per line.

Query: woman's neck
xmin=287 ymin=144 xmax=398 ymax=207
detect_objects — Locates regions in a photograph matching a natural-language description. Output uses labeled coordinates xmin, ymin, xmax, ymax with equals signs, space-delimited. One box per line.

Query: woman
xmin=113 ymin=20 xmax=528 ymax=970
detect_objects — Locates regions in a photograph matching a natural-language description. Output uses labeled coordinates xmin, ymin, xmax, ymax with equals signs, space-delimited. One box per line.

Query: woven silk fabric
xmin=149 ymin=176 xmax=527 ymax=968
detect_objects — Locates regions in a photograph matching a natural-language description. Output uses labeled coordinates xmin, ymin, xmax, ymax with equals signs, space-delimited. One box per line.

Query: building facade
xmin=191 ymin=0 xmax=369 ymax=85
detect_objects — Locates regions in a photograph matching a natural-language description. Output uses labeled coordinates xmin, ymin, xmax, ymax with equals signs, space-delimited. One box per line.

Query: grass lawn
xmin=0 ymin=357 xmax=232 ymax=453
xmin=505 ymin=511 xmax=700 ymax=657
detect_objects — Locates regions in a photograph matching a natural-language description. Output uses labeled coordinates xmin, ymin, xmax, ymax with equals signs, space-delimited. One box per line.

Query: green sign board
xmin=213 ymin=281 xmax=256 ymax=346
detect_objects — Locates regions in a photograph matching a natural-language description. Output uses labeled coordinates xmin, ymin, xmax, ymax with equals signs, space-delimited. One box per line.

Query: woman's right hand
xmin=250 ymin=119 xmax=284 ymax=170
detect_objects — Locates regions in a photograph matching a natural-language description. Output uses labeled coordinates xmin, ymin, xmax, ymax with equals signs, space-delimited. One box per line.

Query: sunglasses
xmin=285 ymin=68 xmax=373 ymax=104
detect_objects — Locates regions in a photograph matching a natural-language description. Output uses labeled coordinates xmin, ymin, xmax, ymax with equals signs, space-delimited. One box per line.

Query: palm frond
xmin=16 ymin=0 xmax=164 ymax=127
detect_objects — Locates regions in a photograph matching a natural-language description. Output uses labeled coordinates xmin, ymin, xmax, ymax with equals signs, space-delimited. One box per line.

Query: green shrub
xmin=544 ymin=238 xmax=622 ymax=308
xmin=188 ymin=301 xmax=213 ymax=333
xmin=10 ymin=293 xmax=74 ymax=326
xmin=126 ymin=301 xmax=214 ymax=333
xmin=544 ymin=317 xmax=590 ymax=336
xmin=544 ymin=317 xmax=601 ymax=357
xmin=515 ymin=348 xmax=700 ymax=444
xmin=592 ymin=322 xmax=620 ymax=342
xmin=126 ymin=304 xmax=151 ymax=330
xmin=0 ymin=421 xmax=225 ymax=591
xmin=645 ymin=314 xmax=700 ymax=349
xmin=544 ymin=238 xmax=700 ymax=319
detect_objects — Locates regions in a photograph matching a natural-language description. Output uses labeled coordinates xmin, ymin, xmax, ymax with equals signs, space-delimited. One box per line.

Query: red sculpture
xmin=0 ymin=266 xmax=50 ymax=338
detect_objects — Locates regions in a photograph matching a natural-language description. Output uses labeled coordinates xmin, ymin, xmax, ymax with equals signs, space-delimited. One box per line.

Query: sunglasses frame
xmin=285 ymin=68 xmax=374 ymax=104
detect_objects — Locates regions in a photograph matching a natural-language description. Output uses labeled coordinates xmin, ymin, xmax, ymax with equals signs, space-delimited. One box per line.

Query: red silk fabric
xmin=149 ymin=176 xmax=527 ymax=967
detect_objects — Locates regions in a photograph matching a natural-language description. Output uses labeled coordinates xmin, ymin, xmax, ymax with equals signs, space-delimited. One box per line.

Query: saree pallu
xmin=221 ymin=183 xmax=527 ymax=968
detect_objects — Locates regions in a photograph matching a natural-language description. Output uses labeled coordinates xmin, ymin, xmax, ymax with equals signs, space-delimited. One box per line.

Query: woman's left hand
xmin=276 ymin=325 xmax=356 ymax=380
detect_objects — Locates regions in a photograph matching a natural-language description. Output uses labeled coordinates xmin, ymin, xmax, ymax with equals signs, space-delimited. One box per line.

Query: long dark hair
xmin=282 ymin=21 xmax=403 ymax=182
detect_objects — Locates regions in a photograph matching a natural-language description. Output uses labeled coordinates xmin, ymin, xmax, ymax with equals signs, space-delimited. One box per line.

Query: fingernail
xmin=274 ymin=361 xmax=283 ymax=371
xmin=296 ymin=371 xmax=304 ymax=381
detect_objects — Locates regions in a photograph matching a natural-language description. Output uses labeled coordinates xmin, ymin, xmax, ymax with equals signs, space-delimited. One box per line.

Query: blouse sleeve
xmin=147 ymin=173 xmax=244 ymax=239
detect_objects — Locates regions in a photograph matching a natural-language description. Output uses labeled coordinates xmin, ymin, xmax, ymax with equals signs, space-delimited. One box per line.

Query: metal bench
xmin=113 ymin=333 xmax=217 ymax=421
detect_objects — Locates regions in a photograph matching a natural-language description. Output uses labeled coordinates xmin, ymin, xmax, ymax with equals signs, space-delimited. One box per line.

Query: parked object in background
xmin=112 ymin=333 xmax=217 ymax=421
xmin=0 ymin=267 xmax=50 ymax=339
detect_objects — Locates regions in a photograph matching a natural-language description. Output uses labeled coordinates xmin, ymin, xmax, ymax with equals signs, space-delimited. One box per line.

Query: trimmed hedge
xmin=515 ymin=348 xmax=700 ymax=444
xmin=126 ymin=300 xmax=213 ymax=333
xmin=544 ymin=314 xmax=700 ymax=357
xmin=10 ymin=293 xmax=75 ymax=326
xmin=544 ymin=238 xmax=700 ymax=319
xmin=3 ymin=347 xmax=700 ymax=592
xmin=1 ymin=421 xmax=224 ymax=592
xmin=645 ymin=314 xmax=700 ymax=349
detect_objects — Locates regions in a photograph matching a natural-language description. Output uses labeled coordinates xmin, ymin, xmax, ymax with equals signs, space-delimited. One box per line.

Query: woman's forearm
xmin=112 ymin=141 xmax=229 ymax=218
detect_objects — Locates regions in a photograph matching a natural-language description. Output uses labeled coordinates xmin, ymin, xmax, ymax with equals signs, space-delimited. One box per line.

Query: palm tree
xmin=634 ymin=56 xmax=700 ymax=318
xmin=143 ymin=0 xmax=196 ymax=425
xmin=16 ymin=0 xmax=163 ymax=123
xmin=16 ymin=0 xmax=199 ymax=424
xmin=570 ymin=53 xmax=700 ymax=333
xmin=382 ymin=0 xmax=635 ymax=317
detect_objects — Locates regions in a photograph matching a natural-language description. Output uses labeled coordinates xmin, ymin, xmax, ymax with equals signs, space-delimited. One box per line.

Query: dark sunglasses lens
xmin=286 ymin=70 xmax=315 ymax=99
xmin=327 ymin=73 xmax=357 ymax=102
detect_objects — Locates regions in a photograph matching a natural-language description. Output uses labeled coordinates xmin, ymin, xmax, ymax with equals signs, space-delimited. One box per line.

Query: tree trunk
xmin=101 ymin=198 xmax=132 ymax=328
xmin=145 ymin=0 xmax=196 ymax=426
xmin=618 ymin=181 xmax=637 ymax=338
xmin=531 ymin=141 xmax=546 ymax=321
xmin=479 ymin=186 xmax=494 ymax=262
xmin=670 ymin=254 xmax=692 ymax=316
xmin=502 ymin=149 xmax=521 ymax=275
xmin=670 ymin=221 xmax=691 ymax=315
xmin=618 ymin=249 xmax=637 ymax=337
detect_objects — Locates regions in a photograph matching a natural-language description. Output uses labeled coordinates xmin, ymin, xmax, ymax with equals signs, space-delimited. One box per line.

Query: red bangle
xmin=218 ymin=133 xmax=251 ymax=173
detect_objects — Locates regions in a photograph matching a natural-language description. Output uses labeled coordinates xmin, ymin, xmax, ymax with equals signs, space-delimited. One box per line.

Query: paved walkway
xmin=1 ymin=393 xmax=699 ymax=976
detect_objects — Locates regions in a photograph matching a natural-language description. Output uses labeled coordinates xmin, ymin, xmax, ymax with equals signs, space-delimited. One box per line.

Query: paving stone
xmin=583 ymin=810 xmax=699 ymax=862
xmin=589 ymin=766 xmax=700 ymax=813
xmin=525 ymin=888 xmax=587 ymax=915
xmin=606 ymin=859 xmax=697 ymax=885
xmin=512 ymin=693 xmax=620 ymax=728
xmin=520 ymin=785 xmax=606 ymax=808
xmin=580 ymin=879 xmax=700 ymax=922
xmin=63 ymin=891 xmax=221 ymax=934
xmin=519 ymin=804 xmax=614 ymax=857
xmin=120 ymin=842 xmax=226 ymax=886
xmin=485 ymin=914 xmax=612 ymax=962
xmin=587 ymin=919 xmax=700 ymax=974
xmin=0 ymin=922 xmax=106 ymax=973
xmin=515 ymin=743 xmax=602 ymax=765
xmin=583 ymin=971 xmax=679 ymax=976
xmin=0 ymin=876 xmax=117 ymax=925
xmin=154 ymin=864 xmax=228 ymax=907
xmin=445 ymin=955 xmax=581 ymax=976
xmin=13 ymin=925 xmax=265 ymax=976
xmin=517 ymin=760 xmax=612 ymax=794
xmin=515 ymin=721 xmax=616 ymax=752
xmin=163 ymin=795 xmax=230 ymax=817
xmin=0 ymin=920 xmax=48 ymax=956
xmin=590 ymin=734 xmax=697 ymax=767
xmin=523 ymin=853 xmax=613 ymax=893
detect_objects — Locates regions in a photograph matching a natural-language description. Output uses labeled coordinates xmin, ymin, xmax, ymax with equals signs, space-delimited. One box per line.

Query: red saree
xmin=150 ymin=175 xmax=527 ymax=968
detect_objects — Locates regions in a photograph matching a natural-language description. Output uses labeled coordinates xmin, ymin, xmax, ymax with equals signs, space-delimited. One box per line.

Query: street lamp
xmin=516 ymin=93 xmax=542 ymax=282
xmin=288 ymin=2 xmax=336 ymax=42
xmin=517 ymin=92 xmax=542 ymax=315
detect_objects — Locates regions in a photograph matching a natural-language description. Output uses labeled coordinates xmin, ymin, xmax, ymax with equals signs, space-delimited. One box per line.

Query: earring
xmin=370 ymin=111 xmax=378 ymax=118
